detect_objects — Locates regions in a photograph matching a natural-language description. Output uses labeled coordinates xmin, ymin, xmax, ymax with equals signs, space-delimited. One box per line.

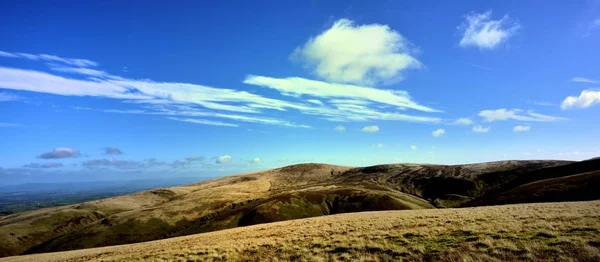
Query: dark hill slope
xmin=465 ymin=158 xmax=600 ymax=206
xmin=336 ymin=160 xmax=573 ymax=207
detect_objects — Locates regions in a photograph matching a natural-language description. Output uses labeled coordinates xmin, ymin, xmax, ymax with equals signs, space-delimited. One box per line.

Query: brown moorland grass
xmin=2 ymin=200 xmax=599 ymax=262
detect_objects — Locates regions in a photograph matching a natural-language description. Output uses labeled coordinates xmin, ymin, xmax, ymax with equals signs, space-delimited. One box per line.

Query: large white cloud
xmin=561 ymin=90 xmax=600 ymax=110
xmin=478 ymin=109 xmax=566 ymax=122
xmin=458 ymin=11 xmax=520 ymax=49
xmin=291 ymin=19 xmax=421 ymax=85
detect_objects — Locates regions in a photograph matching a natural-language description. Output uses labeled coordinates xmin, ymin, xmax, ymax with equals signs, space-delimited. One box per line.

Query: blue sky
xmin=1 ymin=0 xmax=599 ymax=185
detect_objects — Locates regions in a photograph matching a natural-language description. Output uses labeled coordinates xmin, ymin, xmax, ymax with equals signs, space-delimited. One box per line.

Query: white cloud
xmin=104 ymin=105 xmax=312 ymax=129
xmin=0 ymin=50 xmax=97 ymax=67
xmin=244 ymin=75 xmax=439 ymax=113
xmin=216 ymin=155 xmax=232 ymax=164
xmin=454 ymin=117 xmax=473 ymax=125
xmin=291 ymin=18 xmax=421 ymax=85
xmin=561 ymin=90 xmax=600 ymax=110
xmin=432 ymin=128 xmax=445 ymax=137
xmin=375 ymin=143 xmax=384 ymax=149
xmin=571 ymin=77 xmax=598 ymax=84
xmin=472 ymin=125 xmax=490 ymax=133
xmin=410 ymin=145 xmax=417 ymax=150
xmin=334 ymin=125 xmax=346 ymax=132
xmin=250 ymin=157 xmax=261 ymax=164
xmin=362 ymin=125 xmax=379 ymax=133
xmin=513 ymin=125 xmax=531 ymax=132
xmin=478 ymin=109 xmax=566 ymax=122
xmin=458 ymin=11 xmax=520 ymax=49
xmin=166 ymin=117 xmax=238 ymax=127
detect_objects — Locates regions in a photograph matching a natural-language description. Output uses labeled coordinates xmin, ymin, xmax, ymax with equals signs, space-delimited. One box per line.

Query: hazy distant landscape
xmin=0 ymin=178 xmax=208 ymax=215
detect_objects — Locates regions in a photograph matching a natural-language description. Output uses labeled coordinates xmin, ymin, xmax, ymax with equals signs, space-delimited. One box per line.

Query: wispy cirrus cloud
xmin=1 ymin=48 xmax=441 ymax=129
xmin=0 ymin=51 xmax=97 ymax=67
xmin=49 ymin=65 xmax=110 ymax=77
xmin=167 ymin=117 xmax=239 ymax=127
xmin=571 ymin=77 xmax=598 ymax=84
xmin=291 ymin=18 xmax=421 ymax=86
xmin=478 ymin=109 xmax=566 ymax=122
xmin=244 ymin=75 xmax=439 ymax=113
xmin=458 ymin=11 xmax=520 ymax=50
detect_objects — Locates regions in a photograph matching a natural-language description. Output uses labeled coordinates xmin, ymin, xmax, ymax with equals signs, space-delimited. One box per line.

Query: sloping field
xmin=3 ymin=200 xmax=599 ymax=262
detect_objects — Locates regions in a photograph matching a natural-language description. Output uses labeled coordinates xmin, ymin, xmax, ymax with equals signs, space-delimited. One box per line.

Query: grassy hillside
xmin=2 ymin=200 xmax=599 ymax=262
xmin=0 ymin=159 xmax=598 ymax=257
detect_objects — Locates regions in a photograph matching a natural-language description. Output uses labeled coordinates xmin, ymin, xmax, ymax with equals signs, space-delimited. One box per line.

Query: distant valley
xmin=0 ymin=178 xmax=209 ymax=215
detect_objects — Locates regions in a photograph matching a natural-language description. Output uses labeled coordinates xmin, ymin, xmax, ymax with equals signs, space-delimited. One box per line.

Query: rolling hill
xmin=0 ymin=158 xmax=599 ymax=257
xmin=1 ymin=200 xmax=599 ymax=261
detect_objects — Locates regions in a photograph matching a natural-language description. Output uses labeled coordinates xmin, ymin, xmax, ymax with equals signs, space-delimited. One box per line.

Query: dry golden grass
xmin=3 ymin=200 xmax=599 ymax=262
